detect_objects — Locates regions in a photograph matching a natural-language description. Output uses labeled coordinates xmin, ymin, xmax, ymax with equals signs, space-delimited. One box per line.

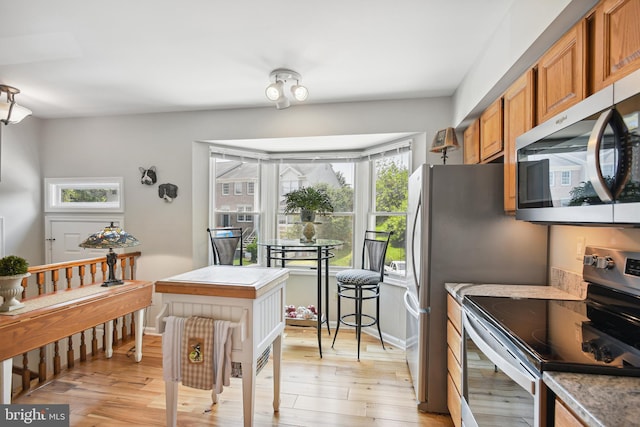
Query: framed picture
xmin=45 ymin=177 xmax=124 ymax=212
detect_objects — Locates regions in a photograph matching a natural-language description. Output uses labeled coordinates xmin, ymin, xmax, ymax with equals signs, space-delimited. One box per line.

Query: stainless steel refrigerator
xmin=404 ymin=163 xmax=549 ymax=413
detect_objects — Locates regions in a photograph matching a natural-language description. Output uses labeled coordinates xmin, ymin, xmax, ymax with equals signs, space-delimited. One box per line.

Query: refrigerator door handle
xmin=410 ymin=194 xmax=421 ymax=294
xmin=404 ymin=290 xmax=429 ymax=318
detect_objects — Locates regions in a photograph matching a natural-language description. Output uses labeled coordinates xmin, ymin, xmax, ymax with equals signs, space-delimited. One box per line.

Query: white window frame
xmin=221 ymin=183 xmax=230 ymax=195
xmin=45 ymin=177 xmax=124 ymax=213
xmin=234 ymin=182 xmax=243 ymax=195
xmin=561 ymin=170 xmax=571 ymax=186
xmin=247 ymin=182 xmax=255 ymax=195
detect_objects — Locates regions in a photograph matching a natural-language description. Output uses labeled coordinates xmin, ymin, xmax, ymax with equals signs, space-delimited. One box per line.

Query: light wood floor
xmin=13 ymin=327 xmax=454 ymax=427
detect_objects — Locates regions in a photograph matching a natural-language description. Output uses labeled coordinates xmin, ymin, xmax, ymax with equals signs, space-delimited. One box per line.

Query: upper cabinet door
xmin=503 ymin=70 xmax=535 ymax=213
xmin=592 ymin=0 xmax=640 ymax=92
xmin=537 ymin=20 xmax=587 ymax=123
xmin=480 ymin=98 xmax=504 ymax=162
xmin=463 ymin=119 xmax=480 ymax=164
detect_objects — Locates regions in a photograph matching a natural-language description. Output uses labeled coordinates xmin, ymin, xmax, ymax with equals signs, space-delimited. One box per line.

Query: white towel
xmin=162 ymin=316 xmax=185 ymax=382
xmin=213 ymin=320 xmax=233 ymax=395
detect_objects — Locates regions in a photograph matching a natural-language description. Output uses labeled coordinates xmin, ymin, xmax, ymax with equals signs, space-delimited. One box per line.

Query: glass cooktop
xmin=465 ymin=289 xmax=640 ymax=376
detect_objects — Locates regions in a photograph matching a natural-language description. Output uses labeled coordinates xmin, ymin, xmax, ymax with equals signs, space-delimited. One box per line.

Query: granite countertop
xmin=445 ymin=282 xmax=583 ymax=304
xmin=544 ymin=371 xmax=640 ymax=426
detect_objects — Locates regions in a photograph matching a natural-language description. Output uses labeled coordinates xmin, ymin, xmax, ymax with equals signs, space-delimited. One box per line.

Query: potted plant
xmin=0 ymin=255 xmax=30 ymax=312
xmin=283 ymin=186 xmax=334 ymax=242
xmin=283 ymin=186 xmax=334 ymax=222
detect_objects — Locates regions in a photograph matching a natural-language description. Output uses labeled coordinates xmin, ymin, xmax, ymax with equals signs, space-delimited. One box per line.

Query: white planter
xmin=0 ymin=272 xmax=30 ymax=312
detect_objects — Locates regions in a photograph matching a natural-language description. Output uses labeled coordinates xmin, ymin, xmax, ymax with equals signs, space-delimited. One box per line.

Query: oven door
xmin=462 ymin=308 xmax=545 ymax=427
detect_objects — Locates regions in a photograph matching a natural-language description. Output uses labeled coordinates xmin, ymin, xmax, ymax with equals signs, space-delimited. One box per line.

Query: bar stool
xmin=331 ymin=230 xmax=392 ymax=360
xmin=207 ymin=227 xmax=243 ymax=265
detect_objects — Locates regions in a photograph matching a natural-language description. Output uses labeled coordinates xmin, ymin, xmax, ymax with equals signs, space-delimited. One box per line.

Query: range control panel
xmin=584 ymin=247 xmax=640 ymax=296
xmin=625 ymin=258 xmax=640 ymax=277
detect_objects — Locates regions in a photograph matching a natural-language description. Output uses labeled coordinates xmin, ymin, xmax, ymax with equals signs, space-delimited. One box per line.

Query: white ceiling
xmin=1 ymin=0 xmax=515 ymax=121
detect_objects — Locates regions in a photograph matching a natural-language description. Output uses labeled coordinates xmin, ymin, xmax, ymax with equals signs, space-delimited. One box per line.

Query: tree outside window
xmin=373 ymin=153 xmax=409 ymax=276
xmin=278 ymin=162 xmax=354 ymax=267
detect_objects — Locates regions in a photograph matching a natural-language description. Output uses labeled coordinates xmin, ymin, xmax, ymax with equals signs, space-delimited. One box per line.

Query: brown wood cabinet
xmin=463 ymin=118 xmax=480 ymax=164
xmin=447 ymin=294 xmax=463 ymax=427
xmin=537 ymin=20 xmax=587 ymax=123
xmin=502 ymin=70 xmax=535 ymax=213
xmin=480 ymin=98 xmax=504 ymax=161
xmin=591 ymin=0 xmax=640 ymax=91
xmin=555 ymin=398 xmax=586 ymax=427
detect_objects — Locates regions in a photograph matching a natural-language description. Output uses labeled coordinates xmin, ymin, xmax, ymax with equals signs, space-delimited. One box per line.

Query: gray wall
xmin=23 ymin=97 xmax=450 ymax=334
xmin=0 ymin=119 xmax=43 ymax=261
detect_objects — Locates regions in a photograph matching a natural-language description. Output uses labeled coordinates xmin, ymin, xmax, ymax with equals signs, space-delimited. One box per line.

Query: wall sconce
xmin=0 ymin=85 xmax=32 ymax=125
xmin=430 ymin=127 xmax=459 ymax=164
xmin=265 ymin=68 xmax=308 ymax=110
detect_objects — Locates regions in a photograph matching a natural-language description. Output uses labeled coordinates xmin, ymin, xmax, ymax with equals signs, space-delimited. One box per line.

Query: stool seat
xmin=335 ymin=269 xmax=380 ymax=285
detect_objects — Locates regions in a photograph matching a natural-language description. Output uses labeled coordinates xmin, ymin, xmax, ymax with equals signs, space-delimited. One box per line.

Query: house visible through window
xmin=237 ymin=205 xmax=253 ymax=222
xmin=213 ymin=158 xmax=260 ymax=265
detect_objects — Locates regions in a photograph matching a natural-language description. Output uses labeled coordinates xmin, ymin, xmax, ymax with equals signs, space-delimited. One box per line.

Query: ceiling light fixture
xmin=0 ymin=85 xmax=32 ymax=125
xmin=265 ymin=68 xmax=308 ymax=109
xmin=0 ymin=84 xmax=32 ymax=182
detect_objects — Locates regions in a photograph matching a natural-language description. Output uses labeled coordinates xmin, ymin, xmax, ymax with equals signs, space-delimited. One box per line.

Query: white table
xmin=155 ymin=265 xmax=289 ymax=427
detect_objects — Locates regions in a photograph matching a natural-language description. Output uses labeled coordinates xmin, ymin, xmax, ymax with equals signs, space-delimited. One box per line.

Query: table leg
xmin=324 ymin=247 xmax=331 ymax=335
xmin=316 ymin=247 xmax=323 ymax=358
xmin=267 ymin=246 xmax=272 ymax=267
xmin=134 ymin=308 xmax=144 ymax=362
xmin=1 ymin=358 xmax=11 ymax=404
xmin=165 ymin=380 xmax=178 ymax=427
xmin=105 ymin=320 xmax=114 ymax=358
xmin=273 ymin=334 xmax=282 ymax=412
xmin=241 ymin=360 xmax=256 ymax=427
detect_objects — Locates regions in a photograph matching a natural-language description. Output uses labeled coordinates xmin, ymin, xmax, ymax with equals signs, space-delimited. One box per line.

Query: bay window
xmin=209 ymin=138 xmax=411 ymax=273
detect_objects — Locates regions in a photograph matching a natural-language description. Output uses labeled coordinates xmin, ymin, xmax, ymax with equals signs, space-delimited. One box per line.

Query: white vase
xmin=0 ymin=272 xmax=30 ymax=312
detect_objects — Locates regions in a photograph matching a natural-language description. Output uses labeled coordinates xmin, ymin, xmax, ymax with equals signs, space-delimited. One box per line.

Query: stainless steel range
xmin=461 ymin=246 xmax=640 ymax=427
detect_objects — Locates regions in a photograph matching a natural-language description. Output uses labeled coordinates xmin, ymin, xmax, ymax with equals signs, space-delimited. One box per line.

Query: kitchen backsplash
xmin=550 ymin=267 xmax=587 ymax=299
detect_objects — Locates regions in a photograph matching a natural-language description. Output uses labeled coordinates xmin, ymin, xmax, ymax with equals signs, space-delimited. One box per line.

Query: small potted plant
xmin=0 ymin=255 xmax=30 ymax=312
xmin=283 ymin=186 xmax=334 ymax=222
xmin=283 ymin=186 xmax=334 ymax=242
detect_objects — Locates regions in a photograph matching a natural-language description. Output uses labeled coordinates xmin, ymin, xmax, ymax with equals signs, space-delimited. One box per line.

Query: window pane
xmin=374 ymin=154 xmax=409 ymax=213
xmin=373 ymin=152 xmax=409 ymax=276
xmin=278 ymin=162 xmax=354 ymax=267
xmin=213 ymin=159 xmax=259 ymax=266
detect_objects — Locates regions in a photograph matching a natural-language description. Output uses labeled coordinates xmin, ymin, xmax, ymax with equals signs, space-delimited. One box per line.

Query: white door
xmin=46 ymin=216 xmax=124 ymax=264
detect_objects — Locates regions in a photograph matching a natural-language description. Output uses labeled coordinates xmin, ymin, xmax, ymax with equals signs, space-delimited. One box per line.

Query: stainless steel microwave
xmin=516 ymin=68 xmax=640 ymax=226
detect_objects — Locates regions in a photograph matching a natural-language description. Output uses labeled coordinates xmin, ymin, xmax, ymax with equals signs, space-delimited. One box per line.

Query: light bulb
xmin=265 ymin=81 xmax=284 ymax=101
xmin=291 ymin=84 xmax=308 ymax=102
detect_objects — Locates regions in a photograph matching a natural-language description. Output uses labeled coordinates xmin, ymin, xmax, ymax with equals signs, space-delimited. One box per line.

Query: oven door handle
xmin=463 ymin=310 xmax=538 ymax=395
